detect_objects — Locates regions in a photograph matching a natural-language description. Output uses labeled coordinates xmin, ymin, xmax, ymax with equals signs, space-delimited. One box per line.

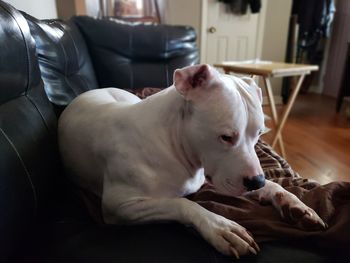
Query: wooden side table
xmin=214 ymin=61 xmax=318 ymax=158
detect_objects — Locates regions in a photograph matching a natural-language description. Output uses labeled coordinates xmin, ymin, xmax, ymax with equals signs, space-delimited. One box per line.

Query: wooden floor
xmin=262 ymin=93 xmax=350 ymax=184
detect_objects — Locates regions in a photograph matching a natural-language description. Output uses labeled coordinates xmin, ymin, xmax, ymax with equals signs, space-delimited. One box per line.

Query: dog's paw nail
xmin=249 ymin=246 xmax=258 ymax=255
xmin=230 ymin=247 xmax=240 ymax=259
xmin=254 ymin=242 xmax=261 ymax=252
xmin=250 ymin=240 xmax=260 ymax=252
xmin=247 ymin=230 xmax=253 ymax=238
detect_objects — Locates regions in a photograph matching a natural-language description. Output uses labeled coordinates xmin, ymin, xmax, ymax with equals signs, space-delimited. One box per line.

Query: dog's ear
xmin=241 ymin=77 xmax=263 ymax=104
xmin=174 ymin=64 xmax=212 ymax=98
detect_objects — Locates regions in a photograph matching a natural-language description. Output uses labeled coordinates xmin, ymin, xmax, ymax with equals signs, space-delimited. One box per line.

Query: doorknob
xmin=208 ymin=26 xmax=217 ymax=33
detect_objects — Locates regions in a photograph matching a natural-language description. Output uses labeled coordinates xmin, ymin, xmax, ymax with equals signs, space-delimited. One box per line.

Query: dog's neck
xmin=137 ymin=86 xmax=202 ymax=175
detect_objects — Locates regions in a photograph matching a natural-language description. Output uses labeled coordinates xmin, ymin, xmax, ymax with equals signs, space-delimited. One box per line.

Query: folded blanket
xmin=188 ymin=140 xmax=350 ymax=252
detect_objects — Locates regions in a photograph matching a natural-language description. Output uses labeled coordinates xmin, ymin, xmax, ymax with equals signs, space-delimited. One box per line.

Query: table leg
xmin=272 ymin=74 xmax=306 ymax=147
xmin=262 ymin=77 xmax=286 ymax=157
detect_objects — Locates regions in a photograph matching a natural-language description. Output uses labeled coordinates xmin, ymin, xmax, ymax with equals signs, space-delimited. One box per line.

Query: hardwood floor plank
xmin=262 ymin=93 xmax=350 ymax=184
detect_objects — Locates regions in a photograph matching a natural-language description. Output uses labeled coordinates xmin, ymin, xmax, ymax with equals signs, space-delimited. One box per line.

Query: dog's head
xmin=174 ymin=64 xmax=266 ymax=196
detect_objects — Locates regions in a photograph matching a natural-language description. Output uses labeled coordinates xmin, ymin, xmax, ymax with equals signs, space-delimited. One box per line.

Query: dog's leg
xmin=104 ymin=197 xmax=259 ymax=258
xmin=246 ymin=180 xmax=327 ymax=229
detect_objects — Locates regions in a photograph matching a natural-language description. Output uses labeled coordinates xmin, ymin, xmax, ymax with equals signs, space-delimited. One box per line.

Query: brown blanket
xmin=188 ymin=140 xmax=350 ymax=252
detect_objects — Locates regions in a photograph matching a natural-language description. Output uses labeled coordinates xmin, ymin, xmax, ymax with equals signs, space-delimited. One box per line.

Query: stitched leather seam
xmin=52 ymin=22 xmax=70 ymax=92
xmin=130 ymin=28 xmax=134 ymax=88
xmin=59 ymin=23 xmax=78 ymax=71
xmin=25 ymin=94 xmax=53 ymax=135
xmin=165 ymin=63 xmax=169 ymax=87
xmin=66 ymin=25 xmax=87 ymax=94
xmin=56 ymin=22 xmax=86 ymax=95
xmin=165 ymin=29 xmax=169 ymax=87
xmin=0 ymin=128 xmax=38 ymax=213
xmin=61 ymin=31 xmax=69 ymax=78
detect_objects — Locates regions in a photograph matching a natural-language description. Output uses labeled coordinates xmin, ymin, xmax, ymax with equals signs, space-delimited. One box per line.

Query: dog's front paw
xmin=273 ymin=191 xmax=327 ymax=230
xmin=196 ymin=212 xmax=260 ymax=259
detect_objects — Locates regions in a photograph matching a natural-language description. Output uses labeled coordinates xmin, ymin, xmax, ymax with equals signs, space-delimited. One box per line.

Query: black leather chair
xmin=0 ymin=1 xmax=337 ymax=262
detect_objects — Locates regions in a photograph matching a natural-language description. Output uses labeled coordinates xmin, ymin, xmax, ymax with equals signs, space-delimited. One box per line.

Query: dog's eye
xmin=221 ymin=135 xmax=233 ymax=142
xmin=219 ymin=133 xmax=238 ymax=145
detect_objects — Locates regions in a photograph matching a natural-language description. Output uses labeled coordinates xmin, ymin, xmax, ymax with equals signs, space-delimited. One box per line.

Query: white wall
xmin=5 ymin=0 xmax=57 ymax=19
xmin=259 ymin=0 xmax=292 ymax=100
xmin=161 ymin=0 xmax=202 ymax=47
xmin=260 ymin=0 xmax=292 ymax=62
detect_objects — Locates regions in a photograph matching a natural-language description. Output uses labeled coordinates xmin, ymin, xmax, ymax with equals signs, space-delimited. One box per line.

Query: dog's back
xmin=58 ymin=88 xmax=141 ymax=195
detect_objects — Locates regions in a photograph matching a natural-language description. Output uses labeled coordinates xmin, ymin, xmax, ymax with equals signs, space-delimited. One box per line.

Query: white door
xmin=204 ymin=0 xmax=262 ymax=64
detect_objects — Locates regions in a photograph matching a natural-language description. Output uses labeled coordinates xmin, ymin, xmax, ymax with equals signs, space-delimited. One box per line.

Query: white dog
xmin=58 ymin=64 xmax=326 ymax=259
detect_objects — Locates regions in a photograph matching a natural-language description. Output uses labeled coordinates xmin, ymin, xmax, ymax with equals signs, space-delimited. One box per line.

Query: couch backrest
xmin=21 ymin=14 xmax=198 ymax=115
xmin=0 ymin=1 xmax=63 ymax=260
xmin=24 ymin=13 xmax=99 ymax=115
xmin=72 ymin=16 xmax=199 ymax=90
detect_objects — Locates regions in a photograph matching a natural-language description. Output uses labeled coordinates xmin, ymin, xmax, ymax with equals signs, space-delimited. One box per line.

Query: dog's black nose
xmin=243 ymin=174 xmax=265 ymax=191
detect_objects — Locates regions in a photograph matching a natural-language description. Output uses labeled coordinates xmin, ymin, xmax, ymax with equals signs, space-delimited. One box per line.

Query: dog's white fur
xmin=58 ymin=64 xmax=325 ymax=258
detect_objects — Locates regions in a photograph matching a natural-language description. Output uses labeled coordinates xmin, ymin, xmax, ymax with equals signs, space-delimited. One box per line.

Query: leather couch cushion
xmin=24 ymin=13 xmax=98 ymax=111
xmin=47 ymin=223 xmax=218 ymax=263
xmin=46 ymin=222 xmax=333 ymax=263
xmin=72 ymin=16 xmax=199 ymax=90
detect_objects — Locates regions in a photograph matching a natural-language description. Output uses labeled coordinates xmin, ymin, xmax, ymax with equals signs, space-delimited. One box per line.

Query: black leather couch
xmin=0 ymin=1 xmax=337 ymax=262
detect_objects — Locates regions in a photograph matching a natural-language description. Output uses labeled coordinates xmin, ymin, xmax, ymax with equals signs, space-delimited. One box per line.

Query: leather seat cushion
xmin=42 ymin=222 xmax=333 ymax=263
